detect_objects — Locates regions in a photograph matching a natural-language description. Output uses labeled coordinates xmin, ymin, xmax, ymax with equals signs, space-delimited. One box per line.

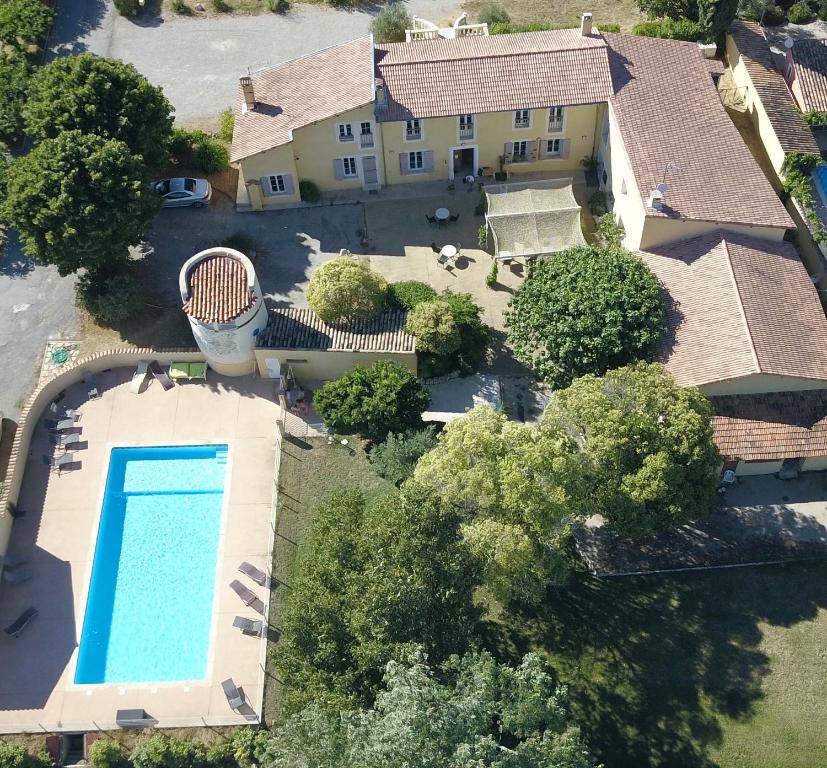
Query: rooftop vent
xmin=240 ymin=76 xmax=256 ymax=112
xmin=580 ymin=12 xmax=593 ymax=36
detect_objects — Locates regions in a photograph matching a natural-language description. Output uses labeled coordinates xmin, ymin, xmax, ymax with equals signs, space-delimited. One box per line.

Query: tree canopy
xmin=405 ymin=299 xmax=462 ymax=355
xmin=264 ymin=650 xmax=598 ymax=768
xmin=275 ymin=486 xmax=480 ymax=712
xmin=0 ymin=56 xmax=29 ymax=142
xmin=24 ymin=54 xmax=174 ymax=169
xmin=314 ymin=361 xmax=429 ymax=440
xmin=0 ymin=0 xmax=53 ymax=54
xmin=3 ymin=130 xmax=160 ymax=275
xmin=307 ymin=258 xmax=388 ymax=323
xmin=370 ymin=4 xmax=412 ymax=43
xmin=505 ymin=246 xmax=666 ymax=389
xmin=545 ymin=363 xmax=720 ymax=536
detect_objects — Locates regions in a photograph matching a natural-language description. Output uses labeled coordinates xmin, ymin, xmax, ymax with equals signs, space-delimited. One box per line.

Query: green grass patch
xmin=263 ymin=435 xmax=394 ymax=723
xmin=481 ymin=561 xmax=827 ymax=768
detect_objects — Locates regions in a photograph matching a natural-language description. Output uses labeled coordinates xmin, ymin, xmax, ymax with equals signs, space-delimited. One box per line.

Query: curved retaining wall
xmin=0 ymin=348 xmax=204 ymax=558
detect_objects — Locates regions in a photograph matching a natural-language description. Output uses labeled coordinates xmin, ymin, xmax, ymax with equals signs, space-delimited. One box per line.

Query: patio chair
xmin=229 ymin=579 xmax=257 ymax=606
xmin=4 ymin=568 xmax=32 ymax=585
xmin=83 ymin=372 xmax=101 ymax=400
xmin=233 ymin=616 xmax=264 ymax=637
xmin=130 ymin=361 xmax=150 ymax=394
xmin=49 ymin=402 xmax=80 ymax=420
xmin=430 ymin=242 xmax=440 ymax=254
xmin=221 ymin=678 xmax=245 ymax=711
xmin=169 ymin=362 xmax=208 ymax=382
xmin=238 ymin=561 xmax=268 ymax=586
xmin=49 ymin=432 xmax=82 ymax=450
xmin=0 ymin=555 xmax=26 ymax=568
xmin=4 ymin=607 xmax=38 ymax=638
xmin=43 ymin=452 xmax=76 ymax=474
xmin=426 ymin=214 xmax=437 ymax=225
xmin=449 ymin=213 xmax=460 ymax=223
xmin=148 ymin=361 xmax=174 ymax=391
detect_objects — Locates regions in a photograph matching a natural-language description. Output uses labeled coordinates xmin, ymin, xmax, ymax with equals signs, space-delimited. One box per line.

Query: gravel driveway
xmin=49 ymin=0 xmax=463 ymax=124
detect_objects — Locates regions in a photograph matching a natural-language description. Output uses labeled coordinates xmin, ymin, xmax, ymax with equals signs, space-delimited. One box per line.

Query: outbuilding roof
xmin=711 ymin=390 xmax=827 ymax=460
xmin=606 ymin=32 xmax=793 ymax=229
xmin=182 ymin=254 xmax=256 ymax=324
xmin=374 ymin=29 xmax=613 ymax=122
xmin=638 ymin=231 xmax=827 ymax=389
xmin=230 ymin=37 xmax=374 ymax=162
xmin=258 ymin=308 xmax=415 ymax=352
xmin=790 ymin=37 xmax=827 ymax=113
xmin=728 ymin=20 xmax=820 ymax=155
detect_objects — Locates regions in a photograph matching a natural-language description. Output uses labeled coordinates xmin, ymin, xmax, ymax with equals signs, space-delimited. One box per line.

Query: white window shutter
xmin=283 ymin=175 xmax=294 ymax=195
xmin=260 ymin=176 xmax=274 ymax=196
xmin=399 ymin=153 xmax=410 ymax=175
xmin=559 ymin=139 xmax=571 ymax=159
xmin=423 ymin=151 xmax=434 ymax=172
xmin=504 ymin=142 xmax=513 ymax=162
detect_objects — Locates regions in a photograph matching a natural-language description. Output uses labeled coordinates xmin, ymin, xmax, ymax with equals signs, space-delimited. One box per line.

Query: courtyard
xmin=0 ymin=368 xmax=283 ymax=732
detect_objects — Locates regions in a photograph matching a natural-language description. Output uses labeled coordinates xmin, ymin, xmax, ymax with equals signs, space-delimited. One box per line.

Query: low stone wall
xmin=0 ymin=348 xmax=203 ymax=557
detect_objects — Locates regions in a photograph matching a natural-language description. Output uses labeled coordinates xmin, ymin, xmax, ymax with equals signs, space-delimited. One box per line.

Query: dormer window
xmin=514 ymin=109 xmax=530 ymax=129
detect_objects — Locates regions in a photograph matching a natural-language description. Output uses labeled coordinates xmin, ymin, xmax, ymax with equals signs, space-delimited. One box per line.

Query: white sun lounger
xmin=238 ymin=561 xmax=268 ymax=586
xmin=49 ymin=432 xmax=82 ymax=449
xmin=229 ymin=579 xmax=257 ymax=606
xmin=233 ymin=616 xmax=264 ymax=637
xmin=43 ymin=452 xmax=76 ymax=474
xmin=130 ymin=361 xmax=150 ymax=394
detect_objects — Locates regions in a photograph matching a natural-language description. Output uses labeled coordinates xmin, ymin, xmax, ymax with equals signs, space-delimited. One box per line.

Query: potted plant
xmin=486 ymin=259 xmax=498 ymax=288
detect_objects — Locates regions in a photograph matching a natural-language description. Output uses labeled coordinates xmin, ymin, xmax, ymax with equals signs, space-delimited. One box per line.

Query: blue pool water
xmin=75 ymin=444 xmax=228 ymax=684
xmin=814 ymin=164 xmax=827 ymax=201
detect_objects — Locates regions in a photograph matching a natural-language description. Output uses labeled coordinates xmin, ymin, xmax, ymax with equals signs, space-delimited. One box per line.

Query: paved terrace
xmin=0 ymin=369 xmax=282 ymax=732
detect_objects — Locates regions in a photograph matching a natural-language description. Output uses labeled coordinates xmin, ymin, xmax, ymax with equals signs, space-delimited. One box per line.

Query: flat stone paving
xmin=0 ymin=368 xmax=282 ymax=732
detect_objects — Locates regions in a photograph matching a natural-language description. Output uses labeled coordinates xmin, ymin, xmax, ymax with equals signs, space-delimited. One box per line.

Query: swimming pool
xmin=75 ymin=444 xmax=229 ymax=684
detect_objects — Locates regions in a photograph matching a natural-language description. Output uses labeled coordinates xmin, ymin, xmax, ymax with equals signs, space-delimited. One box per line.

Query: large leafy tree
xmin=545 ymin=362 xmax=720 ymax=536
xmin=505 ymin=246 xmax=666 ymax=389
xmin=698 ymin=0 xmax=738 ymax=41
xmin=275 ymin=485 xmax=480 ymax=712
xmin=263 ymin=650 xmax=598 ymax=768
xmin=635 ymin=0 xmax=698 ymax=19
xmin=0 ymin=0 xmax=53 ymax=55
xmin=24 ymin=54 xmax=174 ymax=169
xmin=0 ymin=56 xmax=29 ymax=142
xmin=3 ymin=130 xmax=160 ymax=275
xmin=306 ymin=257 xmax=388 ymax=323
xmin=314 ymin=361 xmax=430 ymax=441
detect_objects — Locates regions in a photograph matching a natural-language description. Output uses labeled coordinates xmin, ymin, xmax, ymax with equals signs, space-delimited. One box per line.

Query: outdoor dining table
xmin=435 ymin=207 xmax=450 ymax=222
xmin=440 ymin=244 xmax=458 ymax=260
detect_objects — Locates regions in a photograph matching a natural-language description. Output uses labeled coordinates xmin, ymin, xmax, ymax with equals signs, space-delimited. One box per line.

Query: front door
xmin=362 ymin=155 xmax=379 ymax=189
xmin=451 ymin=147 xmax=476 ymax=178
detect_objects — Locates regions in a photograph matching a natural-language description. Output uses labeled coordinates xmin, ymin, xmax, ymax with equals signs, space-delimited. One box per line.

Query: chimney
xmin=580 ymin=12 xmax=593 ymax=36
xmin=240 ymin=76 xmax=256 ymax=111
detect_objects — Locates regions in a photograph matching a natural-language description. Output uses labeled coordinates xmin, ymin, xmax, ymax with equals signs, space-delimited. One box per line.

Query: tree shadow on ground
xmin=480 ymin=562 xmax=827 ymax=768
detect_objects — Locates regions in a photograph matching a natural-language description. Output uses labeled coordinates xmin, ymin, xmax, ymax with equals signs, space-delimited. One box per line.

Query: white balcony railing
xmin=548 ymin=118 xmax=564 ymax=132
xmin=360 ymin=133 xmax=374 ymax=148
xmin=459 ymin=125 xmax=474 ymax=140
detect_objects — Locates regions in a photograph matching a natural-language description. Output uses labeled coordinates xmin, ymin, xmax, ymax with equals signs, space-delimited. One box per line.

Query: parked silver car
xmin=153 ymin=177 xmax=212 ymax=208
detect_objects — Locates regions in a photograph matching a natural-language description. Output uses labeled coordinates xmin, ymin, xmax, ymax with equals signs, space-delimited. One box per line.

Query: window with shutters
xmin=512 ymin=140 xmax=528 ymax=162
xmin=405 ymin=119 xmax=422 ymax=141
xmin=338 ymin=123 xmax=354 ymax=142
xmin=343 ymin=157 xmax=358 ymax=177
xmin=409 ymin=151 xmax=424 ymax=170
xmin=268 ymin=175 xmax=287 ymax=194
xmin=545 ymin=139 xmax=561 ymax=157
xmin=514 ymin=109 xmax=530 ymax=128
xmin=360 ymin=121 xmax=374 ymax=148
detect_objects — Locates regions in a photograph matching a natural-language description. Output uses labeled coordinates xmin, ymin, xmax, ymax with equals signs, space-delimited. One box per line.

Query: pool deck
xmin=0 ymin=368 xmax=282 ymax=732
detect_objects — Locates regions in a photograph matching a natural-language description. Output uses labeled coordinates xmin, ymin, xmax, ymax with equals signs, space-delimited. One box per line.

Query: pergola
xmin=485 ymin=178 xmax=586 ymax=262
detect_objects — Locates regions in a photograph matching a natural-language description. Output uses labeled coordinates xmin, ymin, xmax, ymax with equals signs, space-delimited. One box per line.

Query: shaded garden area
xmin=481 ymin=561 xmax=827 ymax=768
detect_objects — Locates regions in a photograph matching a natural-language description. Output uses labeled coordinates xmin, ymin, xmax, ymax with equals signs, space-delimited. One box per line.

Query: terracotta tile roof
xmin=182 ymin=254 xmax=256 ymax=324
xmin=638 ymin=231 xmax=827 ymax=388
xmin=230 ymin=37 xmax=374 ymax=162
xmin=711 ymin=390 xmax=827 ymax=460
xmin=374 ymin=30 xmax=613 ymax=122
xmin=791 ymin=38 xmax=827 ymax=113
xmin=728 ymin=21 xmax=820 ymax=155
xmin=606 ymin=32 xmax=793 ymax=229
xmin=258 ymin=308 xmax=415 ymax=352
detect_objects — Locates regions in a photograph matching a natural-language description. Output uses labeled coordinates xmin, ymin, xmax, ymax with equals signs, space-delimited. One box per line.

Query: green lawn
xmin=481 ymin=562 xmax=827 ymax=768
xmin=262 ymin=435 xmax=394 ymax=723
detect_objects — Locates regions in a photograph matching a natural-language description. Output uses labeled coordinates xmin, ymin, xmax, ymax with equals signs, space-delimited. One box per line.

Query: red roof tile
xmin=711 ymin=390 xmax=827 ymax=460
xmin=791 ymin=38 xmax=827 ymax=113
xmin=639 ymin=231 xmax=827 ymax=388
xmin=182 ymin=254 xmax=256 ymax=324
xmin=607 ymin=32 xmax=793 ymax=229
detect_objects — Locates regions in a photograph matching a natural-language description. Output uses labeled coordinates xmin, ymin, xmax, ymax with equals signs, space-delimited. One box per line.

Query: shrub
xmin=0 ymin=56 xmax=31 ymax=143
xmin=596 ymin=212 xmax=625 ymax=249
xmin=764 ymin=2 xmax=787 ymax=21
xmin=299 ymin=179 xmax=321 ymax=202
xmin=387 ymin=280 xmax=437 ymax=310
xmin=265 ymin=0 xmax=289 ymax=10
xmin=169 ymin=127 xmax=199 ymax=157
xmin=76 ymin=271 xmax=144 ymax=324
xmin=636 ymin=0 xmax=699 ymax=19
xmin=505 ymin=246 xmax=666 ymax=388
xmin=406 ymin=300 xmax=462 ymax=354
xmin=194 ymin=135 xmax=229 ymax=173
xmin=477 ymin=2 xmax=511 ymax=25
xmin=0 ymin=0 xmax=54 ymax=54
xmin=210 ymin=0 xmax=230 ymax=10
xmin=113 ymin=0 xmax=139 ymax=14
xmin=88 ymin=740 xmax=126 ymax=768
xmin=600 ymin=22 xmax=622 ymax=30
xmin=226 ymin=729 xmax=269 ymax=768
xmin=314 ymin=361 xmax=430 ymax=440
xmin=370 ymin=5 xmax=412 ymax=42
xmin=787 ymin=0 xmax=815 ymax=20
xmin=130 ymin=736 xmax=205 ymax=768
xmin=217 ymin=106 xmax=234 ymax=142
xmin=417 ymin=291 xmax=490 ymax=377
xmin=486 ymin=259 xmax=498 ymax=287
xmin=171 ymin=0 xmax=189 ymax=12
xmin=588 ymin=190 xmax=608 ymax=216
xmin=369 ymin=427 xmax=439 ymax=485
xmin=0 ymin=744 xmax=44 ymax=768
xmin=478 ymin=223 xmax=488 ymax=248
xmin=307 ymin=257 xmax=388 ymax=322
xmin=632 ymin=18 xmax=704 ymax=39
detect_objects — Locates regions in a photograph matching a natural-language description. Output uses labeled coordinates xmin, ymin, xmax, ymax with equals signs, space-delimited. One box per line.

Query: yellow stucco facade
xmin=254 ymin=348 xmax=417 ymax=380
xmin=235 ymin=104 xmax=601 ymax=207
